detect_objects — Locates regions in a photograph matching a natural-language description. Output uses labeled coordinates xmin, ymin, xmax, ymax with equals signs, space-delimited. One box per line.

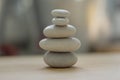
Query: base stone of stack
xmin=44 ymin=51 xmax=77 ymax=68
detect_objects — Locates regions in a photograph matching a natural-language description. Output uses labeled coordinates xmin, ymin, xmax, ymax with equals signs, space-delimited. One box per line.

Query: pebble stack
xmin=39 ymin=9 xmax=81 ymax=68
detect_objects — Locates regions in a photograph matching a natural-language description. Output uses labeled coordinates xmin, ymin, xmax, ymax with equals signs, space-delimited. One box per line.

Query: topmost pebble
xmin=51 ymin=9 xmax=70 ymax=18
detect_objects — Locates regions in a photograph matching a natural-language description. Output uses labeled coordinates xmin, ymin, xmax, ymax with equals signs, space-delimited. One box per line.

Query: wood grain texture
xmin=0 ymin=53 xmax=120 ymax=80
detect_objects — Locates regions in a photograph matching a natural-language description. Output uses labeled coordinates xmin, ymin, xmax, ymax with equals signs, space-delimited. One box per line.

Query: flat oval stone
xmin=44 ymin=52 xmax=77 ymax=68
xmin=39 ymin=37 xmax=81 ymax=52
xmin=51 ymin=9 xmax=70 ymax=17
xmin=52 ymin=18 xmax=69 ymax=26
xmin=43 ymin=25 xmax=76 ymax=38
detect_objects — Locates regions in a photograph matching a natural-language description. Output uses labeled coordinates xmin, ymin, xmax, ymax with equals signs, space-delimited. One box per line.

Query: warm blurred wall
xmin=2 ymin=0 xmax=120 ymax=55
xmin=0 ymin=0 xmax=98 ymax=55
xmin=87 ymin=0 xmax=111 ymax=45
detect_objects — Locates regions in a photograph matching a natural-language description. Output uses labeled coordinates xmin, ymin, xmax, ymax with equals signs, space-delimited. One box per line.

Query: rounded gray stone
xmin=51 ymin=9 xmax=70 ymax=17
xmin=39 ymin=37 xmax=81 ymax=52
xmin=52 ymin=18 xmax=69 ymax=26
xmin=44 ymin=51 xmax=77 ymax=68
xmin=43 ymin=25 xmax=76 ymax=38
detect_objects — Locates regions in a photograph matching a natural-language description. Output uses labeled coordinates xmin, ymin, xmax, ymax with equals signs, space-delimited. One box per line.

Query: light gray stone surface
xmin=51 ymin=9 xmax=70 ymax=17
xmin=44 ymin=51 xmax=77 ymax=68
xmin=39 ymin=9 xmax=81 ymax=68
xmin=52 ymin=18 xmax=69 ymax=26
xmin=43 ymin=25 xmax=76 ymax=38
xmin=39 ymin=37 xmax=81 ymax=52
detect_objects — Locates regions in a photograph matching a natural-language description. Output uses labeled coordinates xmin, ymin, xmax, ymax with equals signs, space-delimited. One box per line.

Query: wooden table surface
xmin=0 ymin=53 xmax=120 ymax=80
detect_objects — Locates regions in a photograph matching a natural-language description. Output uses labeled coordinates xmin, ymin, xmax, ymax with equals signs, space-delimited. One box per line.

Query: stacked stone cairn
xmin=39 ymin=9 xmax=81 ymax=68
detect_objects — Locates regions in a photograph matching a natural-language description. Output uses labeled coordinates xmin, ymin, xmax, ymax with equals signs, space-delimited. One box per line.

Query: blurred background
xmin=0 ymin=0 xmax=120 ymax=56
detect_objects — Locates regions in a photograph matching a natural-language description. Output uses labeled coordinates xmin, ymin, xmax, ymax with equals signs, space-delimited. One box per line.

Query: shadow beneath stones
xmin=40 ymin=66 xmax=83 ymax=73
